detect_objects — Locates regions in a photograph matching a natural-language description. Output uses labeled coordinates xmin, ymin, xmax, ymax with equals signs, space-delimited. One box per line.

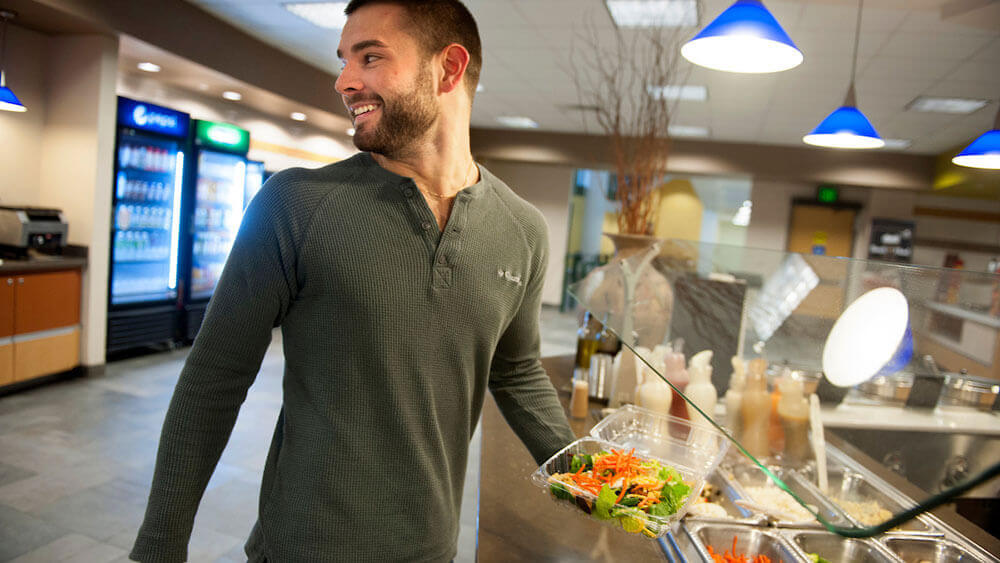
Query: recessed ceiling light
xmin=881 ymin=138 xmax=912 ymax=150
xmin=137 ymin=62 xmax=161 ymax=73
xmin=647 ymin=84 xmax=708 ymax=101
xmin=496 ymin=116 xmax=539 ymax=129
xmin=290 ymin=112 xmax=307 ymax=121
xmin=668 ymin=124 xmax=709 ymax=137
xmin=606 ymin=0 xmax=698 ymax=28
xmin=476 ymin=84 xmax=484 ymax=93
xmin=222 ymin=91 xmax=242 ymax=101
xmin=346 ymin=127 xmax=356 ymax=136
xmin=284 ymin=2 xmax=349 ymax=29
xmin=907 ymin=96 xmax=988 ymax=114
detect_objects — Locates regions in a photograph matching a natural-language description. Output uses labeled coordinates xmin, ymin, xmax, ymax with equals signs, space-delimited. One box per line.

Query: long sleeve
xmin=488 ymin=220 xmax=576 ymax=465
xmin=130 ymin=179 xmax=301 ymax=562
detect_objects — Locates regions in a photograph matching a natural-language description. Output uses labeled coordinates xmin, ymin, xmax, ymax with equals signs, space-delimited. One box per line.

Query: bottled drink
xmin=574 ymin=311 xmax=601 ymax=377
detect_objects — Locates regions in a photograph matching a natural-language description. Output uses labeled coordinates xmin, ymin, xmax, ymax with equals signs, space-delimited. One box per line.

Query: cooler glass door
xmin=110 ymin=131 xmax=184 ymax=306
xmin=190 ymin=150 xmax=246 ymax=300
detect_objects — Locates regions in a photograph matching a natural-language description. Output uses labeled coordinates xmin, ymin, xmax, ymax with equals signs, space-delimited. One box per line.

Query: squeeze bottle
xmin=741 ymin=358 xmax=770 ymax=458
xmin=778 ymin=376 xmax=811 ymax=465
xmin=685 ymin=350 xmax=717 ymax=425
xmin=724 ymin=356 xmax=746 ymax=438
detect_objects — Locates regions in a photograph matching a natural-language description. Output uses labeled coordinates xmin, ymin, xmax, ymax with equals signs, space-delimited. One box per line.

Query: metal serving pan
xmin=880 ymin=535 xmax=994 ymax=563
xmin=785 ymin=529 xmax=901 ymax=563
xmin=684 ymin=521 xmax=803 ymax=563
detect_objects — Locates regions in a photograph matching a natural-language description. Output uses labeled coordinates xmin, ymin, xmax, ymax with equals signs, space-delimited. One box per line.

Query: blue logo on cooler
xmin=118 ymin=96 xmax=189 ymax=137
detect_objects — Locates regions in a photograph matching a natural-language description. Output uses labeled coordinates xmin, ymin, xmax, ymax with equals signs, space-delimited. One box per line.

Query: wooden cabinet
xmin=0 ymin=269 xmax=82 ymax=386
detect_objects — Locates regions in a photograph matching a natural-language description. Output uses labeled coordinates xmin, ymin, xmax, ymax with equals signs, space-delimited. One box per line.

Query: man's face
xmin=335 ymin=4 xmax=439 ymax=158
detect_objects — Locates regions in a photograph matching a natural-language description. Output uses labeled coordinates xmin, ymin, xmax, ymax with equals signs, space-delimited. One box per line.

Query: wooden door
xmin=787 ymin=203 xmax=858 ymax=319
xmin=787 ymin=203 xmax=857 ymax=258
xmin=13 ymin=270 xmax=81 ymax=334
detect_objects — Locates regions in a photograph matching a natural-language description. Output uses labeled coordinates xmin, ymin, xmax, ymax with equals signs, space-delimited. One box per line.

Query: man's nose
xmin=335 ymin=64 xmax=361 ymax=95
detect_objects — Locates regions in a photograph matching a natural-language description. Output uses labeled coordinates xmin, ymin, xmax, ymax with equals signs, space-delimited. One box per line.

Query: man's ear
xmin=439 ymin=43 xmax=470 ymax=94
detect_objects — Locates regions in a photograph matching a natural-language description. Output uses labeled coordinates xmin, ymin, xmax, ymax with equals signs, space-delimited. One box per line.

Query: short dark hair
xmin=344 ymin=0 xmax=482 ymax=99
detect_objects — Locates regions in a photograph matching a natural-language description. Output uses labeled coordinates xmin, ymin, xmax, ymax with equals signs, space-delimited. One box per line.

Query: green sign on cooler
xmin=195 ymin=120 xmax=249 ymax=153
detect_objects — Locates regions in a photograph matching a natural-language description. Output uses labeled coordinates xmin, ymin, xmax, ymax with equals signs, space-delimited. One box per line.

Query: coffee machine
xmin=0 ymin=206 xmax=69 ymax=258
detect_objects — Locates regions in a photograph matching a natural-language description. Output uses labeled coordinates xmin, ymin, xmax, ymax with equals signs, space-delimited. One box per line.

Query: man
xmin=129 ymin=1 xmax=576 ymax=561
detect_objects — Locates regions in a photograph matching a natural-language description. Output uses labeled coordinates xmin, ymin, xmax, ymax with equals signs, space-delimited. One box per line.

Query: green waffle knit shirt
xmin=130 ymin=152 xmax=576 ymax=563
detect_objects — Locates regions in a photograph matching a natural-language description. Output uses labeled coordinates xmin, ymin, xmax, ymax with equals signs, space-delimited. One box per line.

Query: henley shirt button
xmin=403 ymin=188 xmax=414 ymax=197
xmin=438 ymin=255 xmax=447 ymax=264
xmin=421 ymin=221 xmax=432 ymax=231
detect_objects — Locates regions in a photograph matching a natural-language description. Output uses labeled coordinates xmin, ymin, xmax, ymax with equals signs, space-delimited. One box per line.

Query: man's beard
xmin=351 ymin=64 xmax=438 ymax=159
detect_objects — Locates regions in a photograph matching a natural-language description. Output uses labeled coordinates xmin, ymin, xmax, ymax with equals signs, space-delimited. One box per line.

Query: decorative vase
xmin=576 ymin=233 xmax=674 ymax=350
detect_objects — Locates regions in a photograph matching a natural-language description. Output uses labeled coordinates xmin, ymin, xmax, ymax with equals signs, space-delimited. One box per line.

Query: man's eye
xmin=363 ymin=54 xmax=380 ymax=64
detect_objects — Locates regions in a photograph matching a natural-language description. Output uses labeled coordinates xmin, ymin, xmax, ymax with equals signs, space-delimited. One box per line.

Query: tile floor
xmin=0 ymin=306 xmax=578 ymax=563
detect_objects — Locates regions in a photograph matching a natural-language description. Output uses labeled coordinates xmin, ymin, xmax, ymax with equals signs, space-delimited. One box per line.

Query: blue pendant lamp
xmin=0 ymin=9 xmax=26 ymax=113
xmin=952 ymin=102 xmax=1000 ymax=170
xmin=681 ymin=0 xmax=802 ymax=73
xmin=803 ymin=0 xmax=882 ymax=149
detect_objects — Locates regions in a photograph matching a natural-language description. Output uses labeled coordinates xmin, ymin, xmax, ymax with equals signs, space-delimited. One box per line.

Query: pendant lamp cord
xmin=842 ymin=0 xmax=865 ymax=106
xmin=849 ymin=0 xmax=864 ymax=88
xmin=0 ymin=11 xmax=10 ymax=88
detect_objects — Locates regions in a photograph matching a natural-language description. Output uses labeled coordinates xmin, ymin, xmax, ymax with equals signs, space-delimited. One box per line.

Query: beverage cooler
xmin=181 ymin=120 xmax=251 ymax=341
xmin=107 ymin=97 xmax=189 ymax=355
xmin=244 ymin=159 xmax=266 ymax=210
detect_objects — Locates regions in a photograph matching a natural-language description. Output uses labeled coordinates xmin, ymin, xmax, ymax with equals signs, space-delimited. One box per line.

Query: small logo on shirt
xmin=497 ymin=269 xmax=522 ymax=286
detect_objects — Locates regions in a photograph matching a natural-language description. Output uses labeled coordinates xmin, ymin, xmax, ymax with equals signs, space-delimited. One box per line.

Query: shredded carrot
xmin=706 ymin=536 xmax=778 ymax=563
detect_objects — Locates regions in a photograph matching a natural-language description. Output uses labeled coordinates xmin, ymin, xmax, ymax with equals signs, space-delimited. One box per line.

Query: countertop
xmin=0 ymin=250 xmax=87 ymax=273
xmin=476 ymin=355 xmax=1000 ymax=561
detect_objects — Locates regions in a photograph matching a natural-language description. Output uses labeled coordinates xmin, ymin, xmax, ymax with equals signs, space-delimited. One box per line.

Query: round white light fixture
xmin=346 ymin=127 xmax=356 ymax=136
xmin=822 ymin=287 xmax=912 ymax=387
xmin=137 ymin=62 xmax=161 ymax=73
xmin=290 ymin=112 xmax=307 ymax=121
xmin=222 ymin=91 xmax=242 ymax=101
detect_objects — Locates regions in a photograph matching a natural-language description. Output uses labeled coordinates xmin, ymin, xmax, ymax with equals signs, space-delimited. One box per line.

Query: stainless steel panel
xmin=882 ymin=536 xmax=990 ymax=563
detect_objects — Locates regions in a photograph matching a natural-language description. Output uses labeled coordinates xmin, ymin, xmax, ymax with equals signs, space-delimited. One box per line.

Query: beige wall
xmin=0 ymin=24 xmax=48 ymax=206
xmin=38 ymin=34 xmax=120 ymax=367
xmin=477 ymin=159 xmax=573 ymax=307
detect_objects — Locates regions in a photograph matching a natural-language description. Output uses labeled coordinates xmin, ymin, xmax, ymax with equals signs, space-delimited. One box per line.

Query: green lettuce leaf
xmin=594 ymin=484 xmax=616 ymax=520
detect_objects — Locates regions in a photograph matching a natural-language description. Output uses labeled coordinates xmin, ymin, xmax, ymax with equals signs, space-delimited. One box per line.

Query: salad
xmin=546 ymin=447 xmax=692 ymax=536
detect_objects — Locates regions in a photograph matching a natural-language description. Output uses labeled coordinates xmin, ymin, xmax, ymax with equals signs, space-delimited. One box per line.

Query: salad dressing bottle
xmin=778 ymin=376 xmax=811 ymax=465
xmin=741 ymin=358 xmax=770 ymax=458
xmin=664 ymin=350 xmax=690 ymax=421
xmin=724 ymin=356 xmax=746 ymax=439
xmin=635 ymin=354 xmax=671 ymax=415
xmin=609 ymin=346 xmax=642 ymax=408
xmin=685 ymin=350 xmax=717 ymax=425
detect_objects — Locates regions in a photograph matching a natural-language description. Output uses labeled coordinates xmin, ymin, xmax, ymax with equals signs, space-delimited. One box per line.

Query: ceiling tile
xmin=860 ymin=57 xmax=958 ymax=83
xmin=878 ymin=32 xmax=994 ymax=61
xmin=944 ymin=61 xmax=1000 ymax=86
xmin=899 ymin=9 xmax=1000 ymax=36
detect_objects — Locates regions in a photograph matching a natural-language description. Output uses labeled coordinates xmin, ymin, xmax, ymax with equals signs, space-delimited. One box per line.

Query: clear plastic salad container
xmin=589 ymin=404 xmax=730 ymax=474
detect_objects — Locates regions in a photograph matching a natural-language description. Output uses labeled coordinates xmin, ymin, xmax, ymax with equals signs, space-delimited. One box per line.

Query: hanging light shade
xmin=803 ymin=85 xmax=884 ymax=149
xmin=0 ymin=73 xmax=26 ymax=112
xmin=802 ymin=0 xmax=883 ymax=150
xmin=681 ymin=0 xmax=803 ymax=73
xmin=952 ymin=105 xmax=1000 ymax=170
xmin=0 ymin=10 xmax=26 ymax=112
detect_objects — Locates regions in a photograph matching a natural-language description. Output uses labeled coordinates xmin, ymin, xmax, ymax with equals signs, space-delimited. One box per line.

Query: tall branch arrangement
xmin=568 ymin=10 xmax=699 ymax=235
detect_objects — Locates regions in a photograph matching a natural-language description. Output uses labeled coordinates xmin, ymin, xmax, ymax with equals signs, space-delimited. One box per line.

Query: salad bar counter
xmin=476 ymin=355 xmax=1000 ymax=562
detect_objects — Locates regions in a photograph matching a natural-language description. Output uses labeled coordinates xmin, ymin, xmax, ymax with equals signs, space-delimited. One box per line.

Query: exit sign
xmin=817 ymin=185 xmax=839 ymax=203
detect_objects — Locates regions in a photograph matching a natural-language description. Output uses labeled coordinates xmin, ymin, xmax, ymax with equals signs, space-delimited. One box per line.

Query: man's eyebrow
xmin=336 ymin=39 xmax=389 ymax=59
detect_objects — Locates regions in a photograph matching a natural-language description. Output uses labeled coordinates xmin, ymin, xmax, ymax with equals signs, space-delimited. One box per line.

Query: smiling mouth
xmin=352 ymin=104 xmax=378 ymax=117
